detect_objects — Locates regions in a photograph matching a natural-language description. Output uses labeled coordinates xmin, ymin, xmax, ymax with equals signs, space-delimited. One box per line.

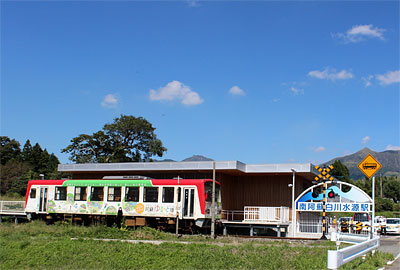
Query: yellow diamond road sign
xmin=358 ymin=154 xmax=382 ymax=178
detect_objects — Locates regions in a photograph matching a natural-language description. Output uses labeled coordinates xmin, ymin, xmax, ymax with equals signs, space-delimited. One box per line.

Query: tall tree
xmin=383 ymin=178 xmax=400 ymax=203
xmin=62 ymin=115 xmax=167 ymax=163
xmin=22 ymin=139 xmax=33 ymax=163
xmin=0 ymin=136 xmax=21 ymax=165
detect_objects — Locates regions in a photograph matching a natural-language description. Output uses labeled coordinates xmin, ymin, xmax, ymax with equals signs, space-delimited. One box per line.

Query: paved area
xmin=378 ymin=235 xmax=400 ymax=270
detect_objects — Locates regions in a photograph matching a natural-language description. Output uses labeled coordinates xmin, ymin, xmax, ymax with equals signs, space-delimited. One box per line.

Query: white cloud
xmin=149 ymin=80 xmax=203 ymax=106
xmin=101 ymin=94 xmax=118 ymax=108
xmin=361 ymin=136 xmax=370 ymax=144
xmin=308 ymin=68 xmax=354 ymax=81
xmin=314 ymin=146 xmax=326 ymax=153
xmin=272 ymin=98 xmax=280 ymax=103
xmin=290 ymin=86 xmax=304 ymax=95
xmin=186 ymin=0 xmax=201 ymax=7
xmin=362 ymin=75 xmax=374 ymax=87
xmin=386 ymin=145 xmax=400 ymax=151
xmin=229 ymin=86 xmax=246 ymax=96
xmin=376 ymin=70 xmax=400 ymax=85
xmin=334 ymin=24 xmax=386 ymax=43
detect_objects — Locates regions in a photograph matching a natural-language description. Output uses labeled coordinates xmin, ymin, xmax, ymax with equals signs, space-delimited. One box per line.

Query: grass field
xmin=0 ymin=221 xmax=394 ymax=269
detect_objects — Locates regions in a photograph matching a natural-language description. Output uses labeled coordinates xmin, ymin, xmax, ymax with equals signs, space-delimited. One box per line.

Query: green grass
xmin=0 ymin=221 xmax=394 ymax=269
xmin=0 ymin=193 xmax=25 ymax=201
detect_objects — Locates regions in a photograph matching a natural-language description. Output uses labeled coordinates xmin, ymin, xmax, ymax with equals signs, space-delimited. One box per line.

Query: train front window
xmin=108 ymin=187 xmax=121 ymax=202
xmin=30 ymin=188 xmax=36 ymax=199
xmin=144 ymin=187 xmax=158 ymax=202
xmin=55 ymin=187 xmax=67 ymax=200
xmin=91 ymin=187 xmax=104 ymax=201
xmin=204 ymin=182 xmax=221 ymax=202
xmin=126 ymin=187 xmax=139 ymax=202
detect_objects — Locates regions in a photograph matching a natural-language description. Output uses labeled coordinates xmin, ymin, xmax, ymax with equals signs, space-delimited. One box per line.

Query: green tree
xmin=383 ymin=178 xmax=400 ymax=203
xmin=375 ymin=197 xmax=394 ymax=212
xmin=22 ymin=139 xmax=33 ymax=164
xmin=0 ymin=161 xmax=30 ymax=194
xmin=62 ymin=115 xmax=167 ymax=163
xmin=0 ymin=136 xmax=21 ymax=165
xmin=329 ymin=160 xmax=352 ymax=192
xmin=0 ymin=137 xmax=61 ymax=194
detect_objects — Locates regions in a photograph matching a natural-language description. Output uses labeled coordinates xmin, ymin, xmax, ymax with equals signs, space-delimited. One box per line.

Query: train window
xmin=177 ymin=187 xmax=181 ymax=202
xmin=126 ymin=187 xmax=139 ymax=202
xmin=55 ymin=187 xmax=67 ymax=200
xmin=30 ymin=188 xmax=36 ymax=199
xmin=204 ymin=182 xmax=221 ymax=202
xmin=91 ymin=187 xmax=104 ymax=201
xmin=144 ymin=187 xmax=158 ymax=202
xmin=74 ymin=187 xmax=87 ymax=201
xmin=162 ymin=187 xmax=174 ymax=203
xmin=108 ymin=187 xmax=121 ymax=202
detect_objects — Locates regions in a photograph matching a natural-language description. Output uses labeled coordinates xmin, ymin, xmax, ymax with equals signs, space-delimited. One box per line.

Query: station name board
xmin=297 ymin=202 xmax=371 ymax=212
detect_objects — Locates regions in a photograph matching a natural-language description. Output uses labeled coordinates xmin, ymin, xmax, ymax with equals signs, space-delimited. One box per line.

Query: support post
xmin=211 ymin=161 xmax=216 ymax=238
xmin=321 ymin=182 xmax=327 ymax=240
xmin=176 ymin=177 xmax=180 ymax=237
xmin=291 ymin=169 xmax=296 ymax=237
xmin=371 ymin=176 xmax=375 ymax=239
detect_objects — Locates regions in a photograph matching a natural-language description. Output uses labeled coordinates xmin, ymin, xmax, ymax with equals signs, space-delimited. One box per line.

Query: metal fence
xmin=244 ymin=206 xmax=289 ymax=223
xmin=0 ymin=201 xmax=25 ymax=214
xmin=298 ymin=212 xmax=323 ymax=233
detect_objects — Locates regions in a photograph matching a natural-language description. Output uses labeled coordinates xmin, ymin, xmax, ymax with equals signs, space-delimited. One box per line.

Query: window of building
xmin=162 ymin=187 xmax=174 ymax=203
xmin=126 ymin=187 xmax=139 ymax=202
xmin=30 ymin=188 xmax=36 ymax=199
xmin=144 ymin=187 xmax=158 ymax=203
xmin=108 ymin=187 xmax=121 ymax=202
xmin=91 ymin=187 xmax=104 ymax=201
xmin=55 ymin=187 xmax=67 ymax=200
xmin=74 ymin=187 xmax=87 ymax=201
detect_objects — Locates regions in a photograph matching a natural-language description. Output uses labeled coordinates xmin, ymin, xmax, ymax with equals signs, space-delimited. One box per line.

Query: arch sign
xmin=295 ymin=181 xmax=372 ymax=213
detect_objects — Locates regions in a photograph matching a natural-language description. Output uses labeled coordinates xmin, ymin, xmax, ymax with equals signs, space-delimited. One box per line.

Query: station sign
xmin=297 ymin=202 xmax=371 ymax=213
xmin=357 ymin=154 xmax=382 ymax=178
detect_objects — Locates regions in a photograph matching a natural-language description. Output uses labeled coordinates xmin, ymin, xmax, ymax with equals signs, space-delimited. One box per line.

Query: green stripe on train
xmin=62 ymin=180 xmax=153 ymax=187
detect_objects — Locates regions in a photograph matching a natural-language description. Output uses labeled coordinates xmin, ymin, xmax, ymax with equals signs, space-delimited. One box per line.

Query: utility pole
xmin=211 ymin=161 xmax=216 ymax=238
xmin=176 ymin=176 xmax=180 ymax=237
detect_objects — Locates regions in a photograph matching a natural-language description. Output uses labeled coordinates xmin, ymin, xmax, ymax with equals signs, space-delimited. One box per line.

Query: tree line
xmin=0 ymin=137 xmax=63 ymax=196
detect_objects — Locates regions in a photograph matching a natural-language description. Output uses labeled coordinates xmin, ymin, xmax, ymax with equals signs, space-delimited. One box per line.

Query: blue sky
xmin=1 ymin=1 xmax=399 ymax=165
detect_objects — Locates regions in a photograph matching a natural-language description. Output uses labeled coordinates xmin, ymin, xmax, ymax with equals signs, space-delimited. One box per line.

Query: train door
xmin=38 ymin=187 xmax=48 ymax=213
xmin=182 ymin=188 xmax=195 ymax=218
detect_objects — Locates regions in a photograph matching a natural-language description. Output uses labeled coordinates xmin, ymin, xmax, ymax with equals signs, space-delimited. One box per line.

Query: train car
xmin=24 ymin=176 xmax=221 ymax=229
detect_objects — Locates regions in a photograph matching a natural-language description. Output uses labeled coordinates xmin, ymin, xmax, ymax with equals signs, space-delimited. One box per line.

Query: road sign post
xmin=358 ymin=154 xmax=382 ymax=239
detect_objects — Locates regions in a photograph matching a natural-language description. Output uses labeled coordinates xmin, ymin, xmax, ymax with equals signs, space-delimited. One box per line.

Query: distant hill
xmin=323 ymin=147 xmax=400 ymax=179
xmin=155 ymin=155 xmax=213 ymax=162
xmin=182 ymin=155 xmax=214 ymax=162
xmin=155 ymin=159 xmax=176 ymax=162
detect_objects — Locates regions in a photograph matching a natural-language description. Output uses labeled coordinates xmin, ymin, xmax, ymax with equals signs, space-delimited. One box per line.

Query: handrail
xmin=327 ymin=234 xmax=380 ymax=269
xmin=244 ymin=206 xmax=289 ymax=223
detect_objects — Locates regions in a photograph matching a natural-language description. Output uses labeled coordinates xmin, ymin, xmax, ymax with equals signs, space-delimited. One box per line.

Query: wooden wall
xmin=219 ymin=174 xmax=310 ymax=210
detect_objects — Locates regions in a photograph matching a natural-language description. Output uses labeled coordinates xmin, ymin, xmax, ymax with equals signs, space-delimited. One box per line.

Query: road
xmin=379 ymin=235 xmax=400 ymax=270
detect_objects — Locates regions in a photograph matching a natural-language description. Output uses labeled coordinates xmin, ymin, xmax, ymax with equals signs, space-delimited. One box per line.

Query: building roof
xmin=58 ymin=161 xmax=318 ymax=174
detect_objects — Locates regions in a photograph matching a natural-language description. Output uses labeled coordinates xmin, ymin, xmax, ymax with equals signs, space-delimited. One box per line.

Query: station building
xmin=58 ymin=161 xmax=319 ymax=236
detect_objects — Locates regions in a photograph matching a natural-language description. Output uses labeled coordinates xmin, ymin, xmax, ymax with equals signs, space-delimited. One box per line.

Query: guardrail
xmin=327 ymin=233 xmax=380 ymax=269
xmin=0 ymin=201 xmax=25 ymax=214
xmin=244 ymin=206 xmax=289 ymax=223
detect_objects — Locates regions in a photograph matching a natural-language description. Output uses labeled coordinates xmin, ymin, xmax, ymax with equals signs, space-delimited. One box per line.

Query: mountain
xmin=323 ymin=147 xmax=400 ymax=179
xmin=182 ymin=155 xmax=214 ymax=162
